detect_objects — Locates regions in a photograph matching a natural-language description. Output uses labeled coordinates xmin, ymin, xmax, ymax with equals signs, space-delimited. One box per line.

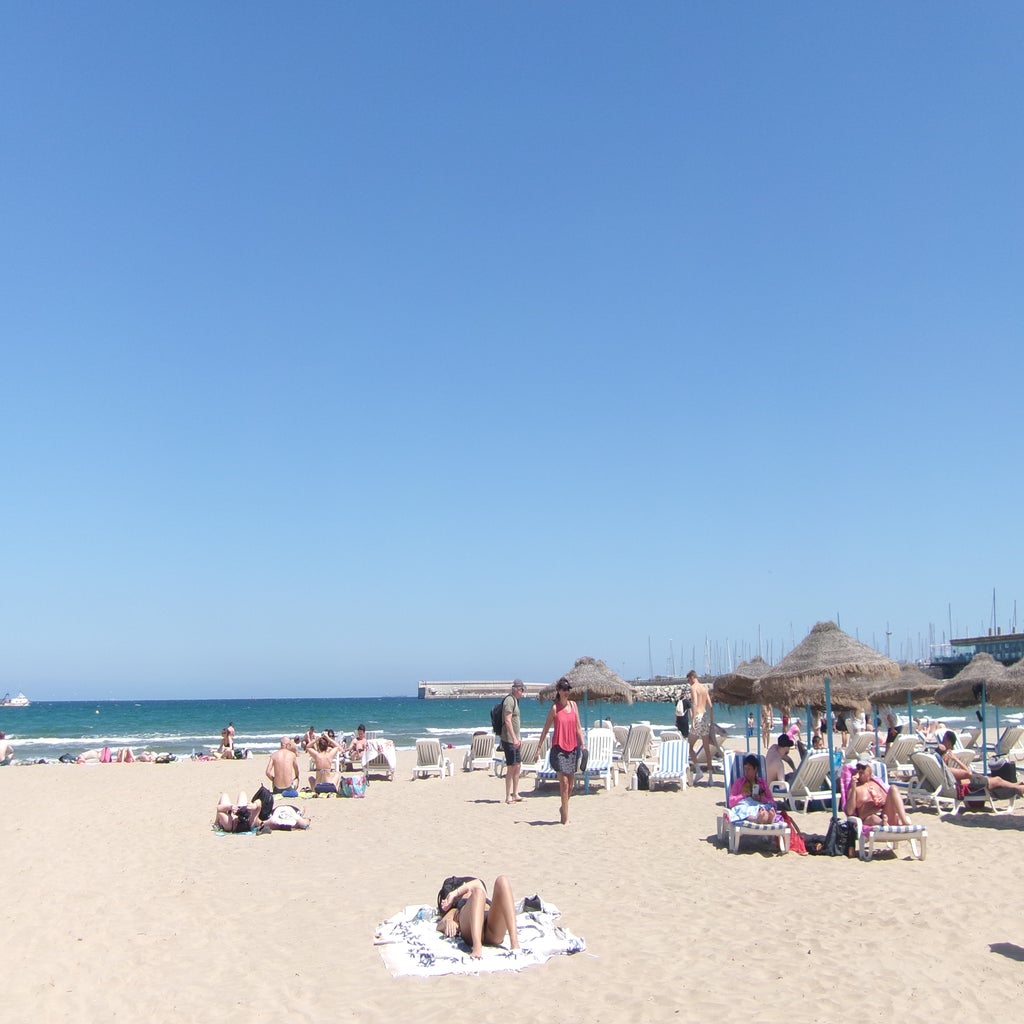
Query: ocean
xmin=2 ymin=696 xmax=1019 ymax=764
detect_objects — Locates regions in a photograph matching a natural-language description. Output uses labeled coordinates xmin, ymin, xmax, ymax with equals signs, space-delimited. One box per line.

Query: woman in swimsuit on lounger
xmin=725 ymin=754 xmax=777 ymax=826
xmin=436 ymin=876 xmax=520 ymax=959
xmin=844 ymin=759 xmax=912 ymax=826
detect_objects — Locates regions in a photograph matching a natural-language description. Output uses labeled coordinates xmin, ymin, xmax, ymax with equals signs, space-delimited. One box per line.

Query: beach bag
xmin=636 ymin=761 xmax=650 ymax=790
xmin=990 ymin=759 xmax=1018 ymax=784
xmin=341 ymin=774 xmax=367 ymax=798
xmin=822 ymin=817 xmax=856 ymax=858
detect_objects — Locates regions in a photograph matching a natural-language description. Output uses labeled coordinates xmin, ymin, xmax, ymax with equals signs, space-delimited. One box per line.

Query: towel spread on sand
xmin=374 ymin=901 xmax=586 ymax=977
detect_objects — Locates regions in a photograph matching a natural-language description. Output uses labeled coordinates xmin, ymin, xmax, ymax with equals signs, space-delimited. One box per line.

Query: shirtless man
xmin=347 ymin=724 xmax=368 ymax=766
xmin=686 ymin=670 xmax=714 ymax=784
xmin=306 ymin=734 xmax=343 ymax=793
xmin=266 ymin=737 xmax=301 ymax=793
xmin=765 ymin=733 xmax=796 ymax=786
xmin=844 ymin=759 xmax=912 ymax=826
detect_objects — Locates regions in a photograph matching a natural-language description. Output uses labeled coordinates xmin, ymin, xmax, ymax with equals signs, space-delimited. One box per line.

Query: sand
xmin=3 ymin=747 xmax=1024 ymax=1023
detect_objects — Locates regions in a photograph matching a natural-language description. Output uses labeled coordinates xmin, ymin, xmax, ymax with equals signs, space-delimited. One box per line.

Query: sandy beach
xmin=4 ymin=746 xmax=1024 ymax=1023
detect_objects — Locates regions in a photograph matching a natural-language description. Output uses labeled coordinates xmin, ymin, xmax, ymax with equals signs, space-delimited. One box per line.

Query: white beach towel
xmin=365 ymin=739 xmax=397 ymax=771
xmin=374 ymin=901 xmax=586 ymax=977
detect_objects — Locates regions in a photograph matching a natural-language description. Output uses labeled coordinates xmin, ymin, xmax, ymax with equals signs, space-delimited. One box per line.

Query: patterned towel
xmin=374 ymin=901 xmax=586 ymax=977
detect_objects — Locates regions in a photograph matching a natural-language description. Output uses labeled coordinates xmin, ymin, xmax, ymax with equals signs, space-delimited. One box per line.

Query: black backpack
xmin=491 ymin=698 xmax=507 ymax=736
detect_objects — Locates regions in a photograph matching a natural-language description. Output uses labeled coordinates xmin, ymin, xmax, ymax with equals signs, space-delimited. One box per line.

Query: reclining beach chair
xmin=579 ymin=727 xmax=616 ymax=790
xmin=615 ymin=724 xmax=653 ymax=778
xmin=883 ymin=735 xmax=924 ymax=784
xmin=716 ymin=750 xmax=790 ymax=853
xmin=517 ymin=737 xmax=545 ymax=782
xmin=612 ymin=725 xmax=629 ymax=761
xmin=412 ymin=738 xmax=453 ymax=781
xmin=723 ymin=750 xmax=767 ymax=798
xmin=842 ymin=732 xmax=873 ymax=763
xmin=649 ymin=739 xmax=688 ymax=791
xmin=363 ymin=738 xmax=396 ymax=781
xmin=994 ymin=725 xmax=1024 ymax=763
xmin=909 ymin=750 xmax=1017 ymax=815
xmin=844 ymin=759 xmax=927 ymax=860
xmin=463 ymin=732 xmax=497 ymax=772
xmin=772 ymin=752 xmax=832 ymax=813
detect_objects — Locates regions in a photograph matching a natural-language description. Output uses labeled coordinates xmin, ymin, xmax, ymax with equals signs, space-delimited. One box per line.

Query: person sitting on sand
xmin=844 ymin=757 xmax=912 ymax=827
xmin=436 ymin=875 xmax=520 ymax=960
xmin=1 ymin=732 xmax=14 ymax=765
xmin=765 ymin=733 xmax=796 ymax=785
xmin=306 ymin=734 xmax=343 ymax=793
xmin=266 ymin=737 xmax=301 ymax=794
xmin=724 ymin=754 xmax=778 ymax=826
xmin=216 ymin=792 xmax=262 ymax=833
xmin=937 ymin=731 xmax=1024 ymax=797
xmin=216 ymin=728 xmax=234 ymax=759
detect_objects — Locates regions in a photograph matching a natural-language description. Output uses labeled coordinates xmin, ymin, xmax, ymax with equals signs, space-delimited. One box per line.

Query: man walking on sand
xmin=501 ymin=679 xmax=526 ymax=804
xmin=266 ymin=737 xmax=301 ymax=794
xmin=687 ymin=670 xmax=714 ymax=784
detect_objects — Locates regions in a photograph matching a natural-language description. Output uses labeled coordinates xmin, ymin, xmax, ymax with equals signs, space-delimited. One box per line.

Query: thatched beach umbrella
xmin=713 ymin=656 xmax=772 ymax=755
xmin=936 ymin=653 xmax=1011 ymax=770
xmin=539 ymin=656 xmax=634 ymax=795
xmin=538 ymin=656 xmax=635 ymax=707
xmin=713 ymin=657 xmax=771 ymax=706
xmin=868 ymin=664 xmax=943 ymax=738
xmin=752 ymin=621 xmax=900 ymax=816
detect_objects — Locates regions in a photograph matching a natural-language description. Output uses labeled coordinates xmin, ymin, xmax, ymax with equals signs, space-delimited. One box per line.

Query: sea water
xmin=1 ymin=697 xmax=1019 ymax=763
xmin=0 ymin=695 xmax=679 ymax=763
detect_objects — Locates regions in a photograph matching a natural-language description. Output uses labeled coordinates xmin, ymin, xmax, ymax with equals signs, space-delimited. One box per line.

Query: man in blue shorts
xmin=501 ymin=679 xmax=525 ymax=804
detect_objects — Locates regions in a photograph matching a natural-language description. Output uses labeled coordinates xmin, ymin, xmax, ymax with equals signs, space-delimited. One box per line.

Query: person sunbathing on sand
xmin=216 ymin=792 xmax=262 ymax=833
xmin=436 ymin=875 xmax=520 ymax=959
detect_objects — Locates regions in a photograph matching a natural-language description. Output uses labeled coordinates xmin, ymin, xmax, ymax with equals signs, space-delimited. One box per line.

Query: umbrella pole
xmin=981 ymin=685 xmax=987 ymax=773
xmin=873 ymin=704 xmax=879 ymax=755
xmin=744 ymin=703 xmax=750 ymax=753
xmin=805 ymin=704 xmax=811 ymax=751
xmin=825 ymin=676 xmax=839 ymax=819
xmin=907 ymin=692 xmax=913 ymax=739
xmin=584 ymin=692 xmax=590 ymax=796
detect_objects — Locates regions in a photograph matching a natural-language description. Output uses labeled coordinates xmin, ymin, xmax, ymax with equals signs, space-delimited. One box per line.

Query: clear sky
xmin=2 ymin=5 xmax=1022 ymax=699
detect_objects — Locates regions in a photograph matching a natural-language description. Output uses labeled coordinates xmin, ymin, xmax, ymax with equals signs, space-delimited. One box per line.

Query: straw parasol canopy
xmin=989 ymin=659 xmax=1024 ymax=707
xmin=538 ymin=656 xmax=635 ymax=705
xmin=712 ymin=656 xmax=772 ymax=707
xmin=868 ymin=664 xmax=943 ymax=706
xmin=752 ymin=621 xmax=900 ymax=709
xmin=935 ymin=652 xmax=1009 ymax=708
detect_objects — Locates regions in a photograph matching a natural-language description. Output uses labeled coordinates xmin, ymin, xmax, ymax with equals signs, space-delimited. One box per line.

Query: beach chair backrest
xmin=470 ymin=732 xmax=494 ymax=760
xmin=885 ymin=735 xmax=922 ymax=769
xmin=791 ymin=752 xmax=831 ymax=793
xmin=613 ymin=725 xmax=629 ymax=751
xmin=625 ymin=725 xmax=653 ymax=763
xmin=658 ymin=739 xmax=687 ymax=774
xmin=520 ymin=738 xmax=539 ymax=768
xmin=659 ymin=728 xmax=682 ymax=743
xmin=587 ymin=728 xmax=614 ymax=769
xmin=723 ymin=751 xmax=768 ymax=794
xmin=911 ymin=751 xmax=953 ymax=796
xmin=416 ymin=738 xmax=441 ymax=766
xmin=997 ymin=726 xmax=1024 ymax=758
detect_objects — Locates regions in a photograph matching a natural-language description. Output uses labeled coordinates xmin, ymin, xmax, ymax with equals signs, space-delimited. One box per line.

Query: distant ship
xmin=1 ymin=692 xmax=30 ymax=707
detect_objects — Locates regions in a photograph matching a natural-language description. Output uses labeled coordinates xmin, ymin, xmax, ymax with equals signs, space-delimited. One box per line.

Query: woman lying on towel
xmin=937 ymin=731 xmax=1024 ymax=796
xmin=725 ymin=755 xmax=779 ymax=825
xmin=436 ymin=875 xmax=520 ymax=959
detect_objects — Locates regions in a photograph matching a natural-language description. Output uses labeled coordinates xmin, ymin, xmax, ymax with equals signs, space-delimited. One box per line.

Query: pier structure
xmin=417 ymin=680 xmax=545 ymax=700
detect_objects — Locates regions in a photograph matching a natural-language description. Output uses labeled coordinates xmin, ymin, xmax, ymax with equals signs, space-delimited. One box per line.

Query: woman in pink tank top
xmin=538 ymin=679 xmax=587 ymax=825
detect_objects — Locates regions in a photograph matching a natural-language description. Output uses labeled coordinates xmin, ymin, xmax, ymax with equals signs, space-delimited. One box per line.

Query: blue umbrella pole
xmin=584 ymin=692 xmax=590 ymax=795
xmin=825 ymin=676 xmax=839 ymax=818
xmin=981 ymin=686 xmax=987 ymax=774
xmin=907 ymin=692 xmax=913 ymax=738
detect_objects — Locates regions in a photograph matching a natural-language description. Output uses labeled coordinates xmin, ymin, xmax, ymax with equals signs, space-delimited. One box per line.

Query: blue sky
xmin=2 ymin=5 xmax=1022 ymax=699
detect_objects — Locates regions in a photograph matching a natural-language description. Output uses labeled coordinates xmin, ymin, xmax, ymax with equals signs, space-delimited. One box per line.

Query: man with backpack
xmin=500 ymin=679 xmax=525 ymax=804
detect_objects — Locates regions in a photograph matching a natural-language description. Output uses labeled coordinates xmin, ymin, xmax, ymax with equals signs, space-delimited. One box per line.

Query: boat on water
xmin=1 ymin=692 xmax=30 ymax=707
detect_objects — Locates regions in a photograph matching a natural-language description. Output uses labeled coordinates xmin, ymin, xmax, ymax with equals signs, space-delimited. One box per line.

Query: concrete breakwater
xmin=418 ymin=680 xmax=683 ymax=702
